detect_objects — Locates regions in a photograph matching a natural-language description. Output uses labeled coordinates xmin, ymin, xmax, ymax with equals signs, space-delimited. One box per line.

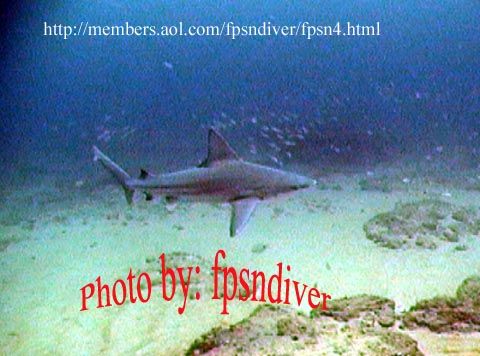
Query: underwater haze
xmin=2 ymin=0 xmax=479 ymax=174
xmin=2 ymin=1 xmax=480 ymax=355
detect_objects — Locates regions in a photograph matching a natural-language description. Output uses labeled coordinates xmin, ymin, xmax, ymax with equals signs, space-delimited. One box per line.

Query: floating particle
xmin=268 ymin=155 xmax=279 ymax=164
xmin=97 ymin=130 xmax=112 ymax=142
xmin=267 ymin=142 xmax=280 ymax=151
xmin=75 ymin=180 xmax=85 ymax=188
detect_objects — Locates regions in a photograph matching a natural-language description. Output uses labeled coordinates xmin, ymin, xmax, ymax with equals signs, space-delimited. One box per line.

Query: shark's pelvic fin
xmin=199 ymin=128 xmax=241 ymax=168
xmin=93 ymin=146 xmax=134 ymax=204
xmin=230 ymin=197 xmax=259 ymax=237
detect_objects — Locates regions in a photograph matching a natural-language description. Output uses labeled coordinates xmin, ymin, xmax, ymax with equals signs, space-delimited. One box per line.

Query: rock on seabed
xmin=186 ymin=296 xmax=423 ymax=356
xmin=363 ymin=199 xmax=480 ymax=249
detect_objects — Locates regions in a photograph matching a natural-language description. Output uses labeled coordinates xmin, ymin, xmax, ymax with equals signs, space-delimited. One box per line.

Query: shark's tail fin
xmin=93 ymin=146 xmax=134 ymax=204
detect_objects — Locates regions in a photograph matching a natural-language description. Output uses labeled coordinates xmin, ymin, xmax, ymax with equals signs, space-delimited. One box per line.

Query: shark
xmin=93 ymin=128 xmax=316 ymax=236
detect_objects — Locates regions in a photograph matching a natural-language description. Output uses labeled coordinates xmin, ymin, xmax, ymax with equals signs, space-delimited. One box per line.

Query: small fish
xmin=267 ymin=142 xmax=280 ymax=150
xmin=268 ymin=154 xmax=281 ymax=165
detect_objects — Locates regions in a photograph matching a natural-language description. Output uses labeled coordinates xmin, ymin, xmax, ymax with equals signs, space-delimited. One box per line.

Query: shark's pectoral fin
xmin=230 ymin=198 xmax=259 ymax=237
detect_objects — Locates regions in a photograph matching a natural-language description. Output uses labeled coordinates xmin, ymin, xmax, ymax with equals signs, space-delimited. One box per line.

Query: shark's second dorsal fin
xmin=199 ymin=128 xmax=240 ymax=167
xmin=139 ymin=169 xmax=154 ymax=180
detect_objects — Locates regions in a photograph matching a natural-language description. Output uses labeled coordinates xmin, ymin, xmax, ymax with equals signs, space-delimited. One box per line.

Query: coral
xmin=312 ymin=294 xmax=396 ymax=328
xmin=186 ymin=299 xmax=422 ymax=355
xmin=363 ymin=199 xmax=480 ymax=249
xmin=403 ymin=275 xmax=480 ymax=333
xmin=185 ymin=305 xmax=316 ymax=356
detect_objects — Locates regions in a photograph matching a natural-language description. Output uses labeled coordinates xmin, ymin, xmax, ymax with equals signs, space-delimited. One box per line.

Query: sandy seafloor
xmin=1 ymin=158 xmax=480 ymax=355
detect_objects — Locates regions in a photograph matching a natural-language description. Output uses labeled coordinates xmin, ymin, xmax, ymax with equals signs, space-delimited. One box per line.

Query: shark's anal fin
xmin=199 ymin=128 xmax=241 ymax=168
xmin=230 ymin=198 xmax=259 ymax=237
xmin=165 ymin=196 xmax=179 ymax=212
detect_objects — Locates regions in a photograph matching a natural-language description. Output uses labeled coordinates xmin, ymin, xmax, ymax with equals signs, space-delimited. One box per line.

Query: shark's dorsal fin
xmin=199 ymin=128 xmax=240 ymax=167
xmin=230 ymin=197 xmax=259 ymax=237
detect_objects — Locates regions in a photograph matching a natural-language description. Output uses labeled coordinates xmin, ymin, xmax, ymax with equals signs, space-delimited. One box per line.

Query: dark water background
xmin=1 ymin=1 xmax=479 ymax=190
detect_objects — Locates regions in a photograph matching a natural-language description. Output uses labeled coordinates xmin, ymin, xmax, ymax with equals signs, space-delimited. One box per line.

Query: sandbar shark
xmin=93 ymin=128 xmax=316 ymax=236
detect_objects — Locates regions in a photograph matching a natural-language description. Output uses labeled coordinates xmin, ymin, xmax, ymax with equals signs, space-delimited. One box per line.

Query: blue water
xmin=1 ymin=3 xmax=480 ymax=354
xmin=1 ymin=1 xmax=479 ymax=181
